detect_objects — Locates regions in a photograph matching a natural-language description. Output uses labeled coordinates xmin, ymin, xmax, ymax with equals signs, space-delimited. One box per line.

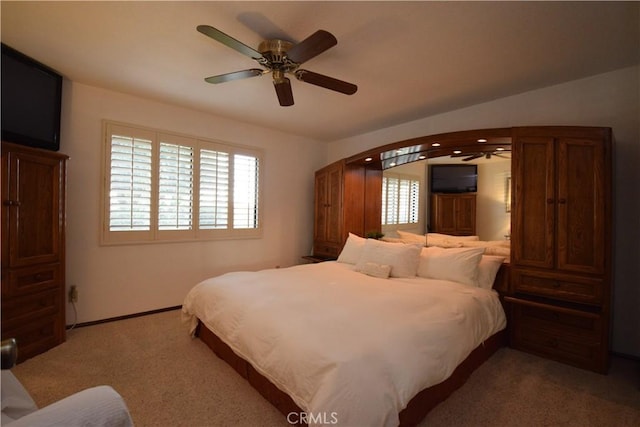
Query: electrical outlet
xmin=68 ymin=285 xmax=78 ymax=303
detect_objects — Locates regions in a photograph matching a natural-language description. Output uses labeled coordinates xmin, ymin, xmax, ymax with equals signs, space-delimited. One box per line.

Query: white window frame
xmin=101 ymin=121 xmax=263 ymax=245
xmin=381 ymin=172 xmax=420 ymax=227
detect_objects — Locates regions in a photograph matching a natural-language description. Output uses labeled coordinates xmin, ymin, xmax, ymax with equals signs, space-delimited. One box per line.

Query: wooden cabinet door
xmin=432 ymin=194 xmax=457 ymax=234
xmin=314 ymin=162 xmax=343 ymax=248
xmin=513 ymin=133 xmax=609 ymax=274
xmin=556 ymin=138 xmax=606 ymax=274
xmin=430 ymin=193 xmax=476 ymax=235
xmin=512 ymin=136 xmax=555 ymax=269
xmin=455 ymin=194 xmax=476 ymax=235
xmin=4 ymin=150 xmax=65 ymax=269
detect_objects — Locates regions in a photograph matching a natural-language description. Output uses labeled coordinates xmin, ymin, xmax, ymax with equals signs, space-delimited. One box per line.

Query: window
xmin=381 ymin=174 xmax=420 ymax=225
xmin=102 ymin=121 xmax=263 ymax=244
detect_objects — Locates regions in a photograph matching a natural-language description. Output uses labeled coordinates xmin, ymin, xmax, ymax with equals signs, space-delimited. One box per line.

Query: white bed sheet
xmin=182 ymin=261 xmax=506 ymax=427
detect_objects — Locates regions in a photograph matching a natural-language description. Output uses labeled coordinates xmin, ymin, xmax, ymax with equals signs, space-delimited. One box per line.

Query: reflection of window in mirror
xmin=381 ymin=162 xmax=426 ymax=237
xmin=382 ymin=173 xmax=420 ymax=226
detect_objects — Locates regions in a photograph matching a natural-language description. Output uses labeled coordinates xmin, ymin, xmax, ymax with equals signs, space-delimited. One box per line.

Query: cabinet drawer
xmin=1 ymin=312 xmax=64 ymax=363
xmin=1 ymin=288 xmax=61 ymax=329
xmin=2 ymin=263 xmax=61 ymax=297
xmin=512 ymin=269 xmax=602 ymax=304
xmin=508 ymin=299 xmax=606 ymax=372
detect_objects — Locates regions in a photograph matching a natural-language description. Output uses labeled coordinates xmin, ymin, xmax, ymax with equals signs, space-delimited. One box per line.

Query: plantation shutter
xmin=158 ymin=141 xmax=194 ymax=230
xmin=383 ymin=176 xmax=399 ymax=224
xmin=233 ymin=154 xmax=259 ymax=229
xmin=199 ymin=149 xmax=230 ymax=229
xmin=409 ymin=179 xmax=420 ymax=223
xmin=108 ymin=133 xmax=153 ymax=231
xmin=381 ymin=174 xmax=419 ymax=225
xmin=102 ymin=121 xmax=263 ymax=244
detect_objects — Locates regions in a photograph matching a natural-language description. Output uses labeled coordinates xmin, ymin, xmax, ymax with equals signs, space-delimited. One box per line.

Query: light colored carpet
xmin=10 ymin=309 xmax=640 ymax=427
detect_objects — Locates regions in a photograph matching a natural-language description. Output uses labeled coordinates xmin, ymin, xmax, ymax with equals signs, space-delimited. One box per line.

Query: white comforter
xmin=182 ymin=261 xmax=506 ymax=427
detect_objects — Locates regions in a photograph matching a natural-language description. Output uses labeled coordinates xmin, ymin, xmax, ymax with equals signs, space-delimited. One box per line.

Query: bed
xmin=182 ymin=235 xmax=508 ymax=426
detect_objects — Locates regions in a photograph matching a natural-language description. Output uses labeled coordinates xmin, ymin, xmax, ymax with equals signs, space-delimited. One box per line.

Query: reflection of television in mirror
xmin=430 ymin=164 xmax=478 ymax=193
xmin=1 ymin=43 xmax=62 ymax=151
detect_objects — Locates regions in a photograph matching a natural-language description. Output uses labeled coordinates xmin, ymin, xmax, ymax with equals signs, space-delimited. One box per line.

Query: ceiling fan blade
xmin=204 ymin=69 xmax=264 ymax=84
xmin=286 ymin=30 xmax=337 ymax=64
xmin=197 ymin=25 xmax=263 ymax=59
xmin=273 ymin=77 xmax=294 ymax=106
xmin=462 ymin=153 xmax=484 ymax=161
xmin=295 ymin=70 xmax=357 ymax=95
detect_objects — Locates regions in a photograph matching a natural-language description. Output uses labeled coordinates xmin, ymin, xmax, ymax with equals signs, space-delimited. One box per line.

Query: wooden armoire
xmin=1 ymin=142 xmax=68 ymax=362
xmin=506 ymin=126 xmax=612 ymax=373
xmin=313 ymin=160 xmax=381 ymax=259
xmin=429 ymin=193 xmax=476 ymax=236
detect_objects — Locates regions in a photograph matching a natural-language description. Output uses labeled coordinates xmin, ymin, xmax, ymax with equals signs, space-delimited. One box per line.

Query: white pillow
xmin=380 ymin=236 xmax=405 ymax=243
xmin=336 ymin=233 xmax=366 ymax=264
xmin=359 ymin=262 xmax=391 ymax=279
xmin=483 ymin=246 xmax=510 ymax=257
xmin=426 ymin=237 xmax=464 ymax=248
xmin=396 ymin=230 xmax=427 ymax=245
xmin=428 ymin=233 xmax=480 ymax=241
xmin=461 ymin=240 xmax=511 ymax=248
xmin=355 ymin=239 xmax=422 ymax=278
xmin=417 ymin=246 xmax=485 ymax=286
xmin=476 ymin=255 xmax=506 ymax=289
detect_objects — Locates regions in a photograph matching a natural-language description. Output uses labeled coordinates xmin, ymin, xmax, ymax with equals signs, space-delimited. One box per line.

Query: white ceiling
xmin=2 ymin=1 xmax=638 ymax=142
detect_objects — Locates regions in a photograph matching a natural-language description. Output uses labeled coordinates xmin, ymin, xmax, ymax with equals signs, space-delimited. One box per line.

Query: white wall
xmin=327 ymin=66 xmax=640 ymax=357
xmin=61 ymin=82 xmax=326 ymax=324
xmin=476 ymin=160 xmax=511 ymax=241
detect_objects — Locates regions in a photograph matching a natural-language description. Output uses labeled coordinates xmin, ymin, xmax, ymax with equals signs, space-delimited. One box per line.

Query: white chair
xmin=1 ymin=339 xmax=134 ymax=426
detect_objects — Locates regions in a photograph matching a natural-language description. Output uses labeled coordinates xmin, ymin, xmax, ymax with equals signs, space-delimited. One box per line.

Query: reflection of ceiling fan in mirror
xmin=452 ymin=149 xmax=511 ymax=162
xmin=197 ymin=25 xmax=358 ymax=106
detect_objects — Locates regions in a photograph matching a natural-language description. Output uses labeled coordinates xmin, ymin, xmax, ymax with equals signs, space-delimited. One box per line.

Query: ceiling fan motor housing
xmin=258 ymin=39 xmax=300 ymax=77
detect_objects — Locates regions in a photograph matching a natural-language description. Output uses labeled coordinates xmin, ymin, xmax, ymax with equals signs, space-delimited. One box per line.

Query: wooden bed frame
xmin=196 ymin=321 xmax=506 ymax=426
xmin=194 ymin=263 xmax=510 ymax=426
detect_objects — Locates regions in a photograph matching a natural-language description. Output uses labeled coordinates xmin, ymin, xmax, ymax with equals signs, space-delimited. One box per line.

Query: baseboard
xmin=612 ymin=351 xmax=640 ymax=362
xmin=66 ymin=305 xmax=182 ymax=329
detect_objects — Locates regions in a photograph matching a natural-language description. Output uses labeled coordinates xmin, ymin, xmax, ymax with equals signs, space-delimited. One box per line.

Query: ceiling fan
xmin=197 ymin=25 xmax=358 ymax=106
xmin=452 ymin=149 xmax=511 ymax=162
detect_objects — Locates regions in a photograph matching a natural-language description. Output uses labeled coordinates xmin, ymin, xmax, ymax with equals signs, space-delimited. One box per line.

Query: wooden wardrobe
xmin=1 ymin=142 xmax=68 ymax=362
xmin=506 ymin=126 xmax=612 ymax=373
xmin=313 ymin=160 xmax=382 ymax=259
xmin=429 ymin=193 xmax=476 ymax=236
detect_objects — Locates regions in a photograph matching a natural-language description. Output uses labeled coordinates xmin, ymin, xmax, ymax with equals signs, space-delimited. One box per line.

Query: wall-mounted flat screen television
xmin=1 ymin=43 xmax=62 ymax=151
xmin=430 ymin=164 xmax=478 ymax=193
